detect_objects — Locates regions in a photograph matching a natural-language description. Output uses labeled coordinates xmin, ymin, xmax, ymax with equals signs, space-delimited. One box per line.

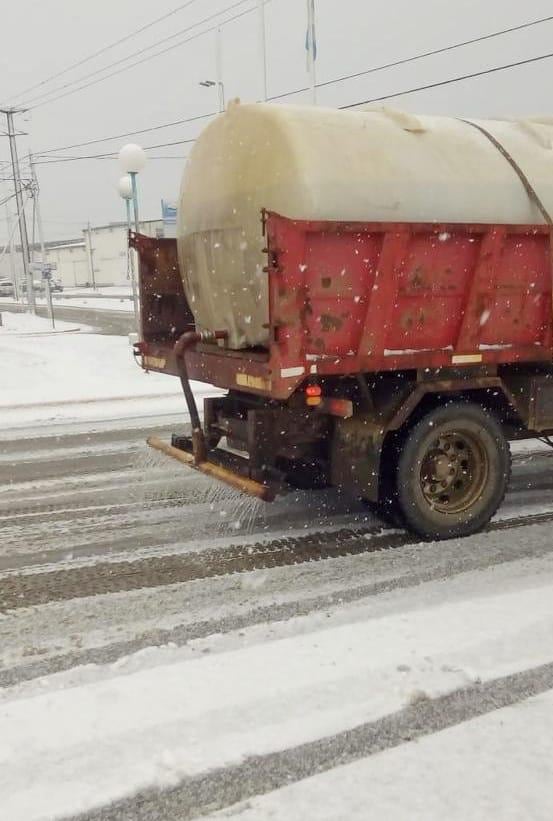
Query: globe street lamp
xmin=117 ymin=172 xmax=139 ymax=328
xmin=117 ymin=173 xmax=133 ymax=201
xmin=118 ymin=143 xmax=146 ymax=232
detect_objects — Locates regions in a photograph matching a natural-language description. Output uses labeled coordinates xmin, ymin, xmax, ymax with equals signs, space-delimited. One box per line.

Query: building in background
xmin=46 ymin=238 xmax=88 ymax=287
xmin=81 ymin=219 xmax=172 ymax=288
xmin=0 ymin=216 xmax=176 ymax=289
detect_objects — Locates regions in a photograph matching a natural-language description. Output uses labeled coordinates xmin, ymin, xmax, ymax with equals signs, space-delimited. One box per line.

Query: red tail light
xmin=305 ymin=383 xmax=322 ymax=406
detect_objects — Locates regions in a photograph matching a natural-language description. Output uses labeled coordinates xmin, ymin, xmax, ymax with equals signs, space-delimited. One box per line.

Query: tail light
xmin=305 ymin=383 xmax=322 ymax=407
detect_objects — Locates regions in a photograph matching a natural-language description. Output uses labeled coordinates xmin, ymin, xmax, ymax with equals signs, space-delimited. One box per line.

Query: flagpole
xmin=306 ymin=0 xmax=317 ymax=104
xmin=258 ymin=0 xmax=268 ymax=101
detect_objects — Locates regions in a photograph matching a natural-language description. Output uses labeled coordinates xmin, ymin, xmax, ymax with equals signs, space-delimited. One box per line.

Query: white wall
xmin=83 ymin=220 xmax=172 ymax=287
xmin=1 ymin=219 xmax=175 ymax=289
xmin=46 ymin=244 xmax=88 ymax=287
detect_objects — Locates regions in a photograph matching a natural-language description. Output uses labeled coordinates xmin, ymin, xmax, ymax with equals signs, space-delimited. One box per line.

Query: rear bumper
xmin=147 ymin=435 xmax=277 ymax=501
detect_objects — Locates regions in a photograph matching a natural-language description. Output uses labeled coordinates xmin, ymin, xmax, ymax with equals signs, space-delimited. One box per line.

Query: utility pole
xmin=257 ymin=0 xmax=268 ymax=101
xmin=4 ymin=203 xmax=20 ymax=300
xmin=29 ymin=151 xmax=55 ymax=328
xmin=1 ymin=107 xmax=35 ymax=311
xmin=85 ymin=221 xmax=96 ymax=289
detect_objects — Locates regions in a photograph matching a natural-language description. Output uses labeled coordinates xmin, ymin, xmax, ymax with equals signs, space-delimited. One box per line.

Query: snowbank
xmin=0 ymin=311 xmax=79 ymax=335
xmin=0 ymin=311 xmax=221 ymax=429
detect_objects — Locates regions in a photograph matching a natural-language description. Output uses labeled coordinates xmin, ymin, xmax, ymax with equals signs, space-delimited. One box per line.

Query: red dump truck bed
xmin=135 ymin=212 xmax=552 ymax=400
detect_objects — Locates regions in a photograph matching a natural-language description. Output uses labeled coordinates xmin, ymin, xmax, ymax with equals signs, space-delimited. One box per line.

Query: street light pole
xmin=118 ymin=173 xmax=139 ymax=328
xmin=118 ymin=146 xmax=146 ymax=335
xmin=129 ymin=172 xmax=140 ymax=232
xmin=2 ymin=107 xmax=35 ymax=311
xmin=215 ymin=27 xmax=225 ymax=112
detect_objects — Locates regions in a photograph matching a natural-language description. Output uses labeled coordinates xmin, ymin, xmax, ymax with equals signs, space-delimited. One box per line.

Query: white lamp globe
xmin=119 ymin=143 xmax=147 ymax=173
xmin=117 ymin=174 xmax=133 ymax=199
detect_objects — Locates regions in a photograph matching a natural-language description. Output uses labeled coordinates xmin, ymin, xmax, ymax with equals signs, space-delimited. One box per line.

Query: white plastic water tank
xmin=178 ymin=102 xmax=553 ymax=349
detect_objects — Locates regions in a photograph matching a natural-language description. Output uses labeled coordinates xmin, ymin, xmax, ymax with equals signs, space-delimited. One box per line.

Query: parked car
xmin=22 ymin=277 xmax=63 ymax=294
xmin=0 ymin=279 xmax=15 ymax=297
xmin=21 ymin=279 xmax=43 ymax=294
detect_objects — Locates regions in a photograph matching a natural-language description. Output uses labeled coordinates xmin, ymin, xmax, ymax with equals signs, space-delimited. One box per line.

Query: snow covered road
xmin=1 ymin=419 xmax=553 ymax=819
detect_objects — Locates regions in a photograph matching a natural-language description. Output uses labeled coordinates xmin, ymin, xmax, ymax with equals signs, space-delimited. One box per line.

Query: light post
xmin=117 ymin=173 xmax=139 ymax=330
xmin=118 ymin=143 xmax=146 ymax=232
xmin=118 ymin=144 xmax=145 ymax=331
xmin=199 ymin=27 xmax=225 ymax=112
xmin=199 ymin=79 xmax=225 ymax=113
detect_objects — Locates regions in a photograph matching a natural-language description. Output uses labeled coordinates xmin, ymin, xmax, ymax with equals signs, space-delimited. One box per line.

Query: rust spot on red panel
xmin=320 ymin=314 xmax=344 ymax=332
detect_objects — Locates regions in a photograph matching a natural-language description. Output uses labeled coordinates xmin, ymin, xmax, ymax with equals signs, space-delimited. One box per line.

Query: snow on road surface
xmin=211 ymin=689 xmax=553 ymax=820
xmin=0 ymin=309 xmax=221 ymax=428
xmin=2 ymin=548 xmax=553 ymax=820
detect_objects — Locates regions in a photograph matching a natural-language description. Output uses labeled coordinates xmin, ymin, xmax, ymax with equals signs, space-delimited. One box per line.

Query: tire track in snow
xmin=76 ymin=660 xmax=553 ymax=821
xmin=2 ymin=516 xmax=553 ymax=689
xmin=2 ymin=508 xmax=553 ymax=614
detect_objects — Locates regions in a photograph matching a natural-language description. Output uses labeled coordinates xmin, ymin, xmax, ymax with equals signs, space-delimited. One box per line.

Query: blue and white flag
xmin=305 ymin=0 xmax=317 ymax=69
xmin=161 ymin=199 xmax=177 ymax=225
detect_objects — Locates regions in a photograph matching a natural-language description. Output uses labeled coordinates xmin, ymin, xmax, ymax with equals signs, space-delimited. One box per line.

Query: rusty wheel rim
xmin=419 ymin=430 xmax=489 ymax=515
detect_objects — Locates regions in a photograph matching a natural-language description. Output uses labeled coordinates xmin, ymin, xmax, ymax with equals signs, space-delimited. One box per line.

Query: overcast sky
xmin=2 ymin=0 xmax=553 ymax=243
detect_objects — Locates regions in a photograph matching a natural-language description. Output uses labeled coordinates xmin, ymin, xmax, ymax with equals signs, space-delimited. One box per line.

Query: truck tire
xmin=396 ymin=402 xmax=510 ymax=540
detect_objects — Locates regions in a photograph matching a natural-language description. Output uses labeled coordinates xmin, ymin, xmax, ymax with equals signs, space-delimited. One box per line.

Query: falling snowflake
xmin=479 ymin=309 xmax=491 ymax=326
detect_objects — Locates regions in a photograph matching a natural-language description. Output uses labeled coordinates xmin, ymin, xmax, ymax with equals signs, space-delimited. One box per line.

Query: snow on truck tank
xmin=177 ymin=101 xmax=553 ymax=350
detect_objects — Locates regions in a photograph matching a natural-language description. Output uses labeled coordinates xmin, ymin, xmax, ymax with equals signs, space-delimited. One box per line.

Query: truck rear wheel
xmin=396 ymin=403 xmax=510 ymax=540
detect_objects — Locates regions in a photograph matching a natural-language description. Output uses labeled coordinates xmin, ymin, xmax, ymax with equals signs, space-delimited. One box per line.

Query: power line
xmin=22 ymin=0 xmax=261 ymax=110
xmin=267 ymin=12 xmax=553 ymax=102
xmin=324 ymin=13 xmax=553 ymax=92
xmin=33 ymin=138 xmax=193 ymax=164
xmin=34 ymin=11 xmax=553 ymax=157
xmin=7 ymin=0 xmax=205 ymax=104
xmin=341 ymin=49 xmax=553 ymax=109
xmin=37 ymin=112 xmax=214 ymax=156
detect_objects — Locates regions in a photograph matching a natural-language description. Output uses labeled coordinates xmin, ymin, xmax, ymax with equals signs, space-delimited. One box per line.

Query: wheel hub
xmin=420 ymin=431 xmax=488 ymax=514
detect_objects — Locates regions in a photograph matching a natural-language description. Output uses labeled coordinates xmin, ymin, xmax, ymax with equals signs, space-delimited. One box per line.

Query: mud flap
xmin=330 ymin=416 xmax=385 ymax=502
